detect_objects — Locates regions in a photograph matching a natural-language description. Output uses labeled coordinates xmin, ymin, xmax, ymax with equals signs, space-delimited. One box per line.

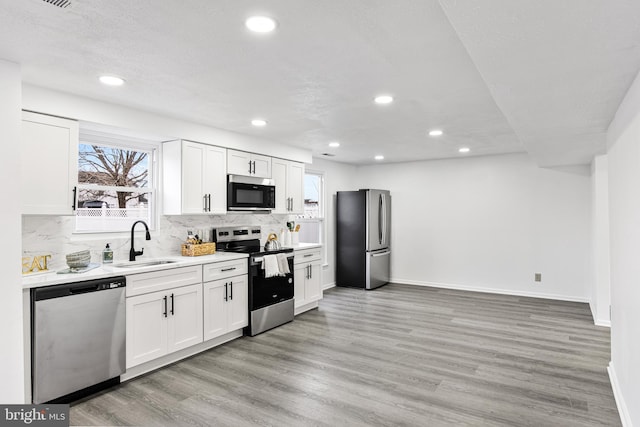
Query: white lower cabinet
xmin=126 ymin=283 xmax=203 ymax=369
xmin=124 ymin=259 xmax=249 ymax=374
xmin=203 ymin=275 xmax=248 ymax=341
xmin=293 ymin=247 xmax=323 ymax=314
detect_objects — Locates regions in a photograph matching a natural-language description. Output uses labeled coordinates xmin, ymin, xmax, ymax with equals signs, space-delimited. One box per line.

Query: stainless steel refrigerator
xmin=336 ymin=189 xmax=391 ymax=289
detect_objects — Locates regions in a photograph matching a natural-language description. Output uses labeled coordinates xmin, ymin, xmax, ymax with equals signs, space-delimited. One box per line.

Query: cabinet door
xmin=22 ymin=112 xmax=78 ymax=215
xmin=204 ymin=145 xmax=227 ymax=214
xmin=251 ymin=154 xmax=272 ymax=178
xmin=227 ymin=276 xmax=248 ymax=331
xmin=203 ymin=279 xmax=228 ymax=341
xmin=227 ymin=149 xmax=252 ymax=176
xmin=126 ymin=291 xmax=168 ymax=368
xmin=293 ymin=264 xmax=307 ymax=309
xmin=181 ymin=141 xmax=206 ymax=214
xmin=271 ymin=158 xmax=288 ymax=214
xmin=306 ymin=263 xmax=322 ymax=303
xmin=167 ymin=284 xmax=203 ymax=353
xmin=288 ymin=162 xmax=305 ymax=214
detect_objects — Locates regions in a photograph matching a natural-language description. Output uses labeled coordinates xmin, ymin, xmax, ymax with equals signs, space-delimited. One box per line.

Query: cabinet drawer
xmin=126 ymin=265 xmax=203 ymax=297
xmin=294 ymin=248 xmax=322 ymax=265
xmin=203 ymin=258 xmax=248 ymax=282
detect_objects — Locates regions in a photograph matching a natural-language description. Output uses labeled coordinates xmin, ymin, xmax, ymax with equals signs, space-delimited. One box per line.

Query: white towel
xmin=276 ymin=253 xmax=290 ymax=275
xmin=262 ymin=254 xmax=280 ymax=278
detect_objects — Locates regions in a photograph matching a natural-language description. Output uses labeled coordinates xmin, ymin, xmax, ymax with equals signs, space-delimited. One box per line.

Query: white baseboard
xmin=594 ymin=319 xmax=611 ymax=327
xmin=589 ymin=300 xmax=597 ymax=323
xmin=391 ymin=277 xmax=590 ymax=303
xmin=122 ymin=329 xmax=243 ymax=382
xmin=589 ymin=301 xmax=612 ymax=327
xmin=608 ymin=361 xmax=632 ymax=426
xmin=323 ymin=282 xmax=336 ymax=290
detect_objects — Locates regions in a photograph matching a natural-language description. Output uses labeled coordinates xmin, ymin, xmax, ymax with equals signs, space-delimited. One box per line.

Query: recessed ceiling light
xmin=329 ymin=142 xmax=340 ymax=148
xmin=375 ymin=155 xmax=385 ymax=161
xmin=459 ymin=147 xmax=470 ymax=153
xmin=99 ymin=75 xmax=125 ymax=86
xmin=374 ymin=95 xmax=393 ymax=105
xmin=245 ymin=16 xmax=277 ymax=33
xmin=429 ymin=129 xmax=443 ymax=137
xmin=251 ymin=119 xmax=267 ymax=127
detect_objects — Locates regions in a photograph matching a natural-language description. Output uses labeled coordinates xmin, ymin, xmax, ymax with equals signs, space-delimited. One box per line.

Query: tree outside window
xmin=76 ymin=141 xmax=155 ymax=233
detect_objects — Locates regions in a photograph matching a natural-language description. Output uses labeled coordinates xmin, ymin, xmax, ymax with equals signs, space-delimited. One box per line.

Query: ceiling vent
xmin=42 ymin=0 xmax=71 ymax=8
xmin=321 ymin=153 xmax=336 ymax=157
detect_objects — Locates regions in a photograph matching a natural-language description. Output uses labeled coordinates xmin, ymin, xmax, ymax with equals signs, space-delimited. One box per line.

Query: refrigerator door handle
xmin=378 ymin=193 xmax=383 ymax=245
xmin=371 ymin=250 xmax=391 ymax=257
xmin=381 ymin=193 xmax=386 ymax=246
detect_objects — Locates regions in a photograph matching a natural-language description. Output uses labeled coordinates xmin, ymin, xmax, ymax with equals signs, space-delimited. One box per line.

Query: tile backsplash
xmin=22 ymin=214 xmax=293 ymax=271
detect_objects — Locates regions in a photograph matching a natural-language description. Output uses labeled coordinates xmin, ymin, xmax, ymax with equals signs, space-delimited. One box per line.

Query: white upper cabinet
xmin=227 ymin=149 xmax=272 ymax=179
xmin=21 ymin=112 xmax=79 ymax=215
xmin=272 ymin=158 xmax=304 ymax=214
xmin=163 ymin=140 xmax=226 ymax=215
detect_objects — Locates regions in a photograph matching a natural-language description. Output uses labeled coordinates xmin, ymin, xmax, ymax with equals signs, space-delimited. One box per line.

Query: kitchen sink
xmin=112 ymin=260 xmax=178 ymax=268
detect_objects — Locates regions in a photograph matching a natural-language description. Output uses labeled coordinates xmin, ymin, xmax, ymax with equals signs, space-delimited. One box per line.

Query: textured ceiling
xmin=1 ymin=0 xmax=639 ymax=165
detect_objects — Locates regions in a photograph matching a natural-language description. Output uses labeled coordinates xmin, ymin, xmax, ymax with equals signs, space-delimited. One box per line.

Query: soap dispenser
xmin=102 ymin=243 xmax=113 ymax=264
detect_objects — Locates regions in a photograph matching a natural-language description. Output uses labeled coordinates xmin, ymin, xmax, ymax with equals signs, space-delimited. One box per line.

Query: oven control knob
xmin=288 ymin=278 xmax=292 ymax=283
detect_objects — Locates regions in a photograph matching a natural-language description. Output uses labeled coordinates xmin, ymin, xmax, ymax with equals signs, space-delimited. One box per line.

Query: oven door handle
xmin=252 ymin=255 xmax=293 ymax=264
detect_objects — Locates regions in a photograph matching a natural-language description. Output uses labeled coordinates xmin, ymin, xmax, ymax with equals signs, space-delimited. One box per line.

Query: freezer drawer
xmin=366 ymin=249 xmax=390 ymax=290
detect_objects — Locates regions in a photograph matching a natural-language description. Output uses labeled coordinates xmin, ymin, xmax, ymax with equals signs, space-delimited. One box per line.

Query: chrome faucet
xmin=129 ymin=220 xmax=151 ymax=261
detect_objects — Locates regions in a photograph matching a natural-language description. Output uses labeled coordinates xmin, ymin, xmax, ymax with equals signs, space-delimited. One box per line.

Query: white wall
xmin=606 ymin=70 xmax=640 ymax=427
xmin=356 ymin=153 xmax=591 ymax=301
xmin=0 ymin=59 xmax=25 ymax=403
xmin=22 ymin=85 xmax=312 ymax=164
xmin=306 ymin=157 xmax=358 ymax=288
xmin=590 ymin=155 xmax=611 ymax=326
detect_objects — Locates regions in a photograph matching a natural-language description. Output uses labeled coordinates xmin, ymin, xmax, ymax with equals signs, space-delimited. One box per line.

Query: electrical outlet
xmin=534 ymin=273 xmax=542 ymax=282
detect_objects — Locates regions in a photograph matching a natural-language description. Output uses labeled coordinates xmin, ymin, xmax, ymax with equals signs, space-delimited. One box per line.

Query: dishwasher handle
xmin=70 ymin=284 xmax=100 ymax=294
xmin=33 ymin=276 xmax=127 ymax=301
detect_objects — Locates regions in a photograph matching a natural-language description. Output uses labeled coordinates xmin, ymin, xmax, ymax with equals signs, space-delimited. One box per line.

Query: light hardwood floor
xmin=71 ymin=284 xmax=621 ymax=426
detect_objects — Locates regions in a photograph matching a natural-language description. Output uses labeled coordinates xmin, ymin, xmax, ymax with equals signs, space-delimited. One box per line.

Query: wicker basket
xmin=181 ymin=242 xmax=216 ymax=257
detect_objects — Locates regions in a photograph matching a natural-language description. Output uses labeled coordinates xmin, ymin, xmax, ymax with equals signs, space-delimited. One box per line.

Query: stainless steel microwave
xmin=227 ymin=175 xmax=275 ymax=211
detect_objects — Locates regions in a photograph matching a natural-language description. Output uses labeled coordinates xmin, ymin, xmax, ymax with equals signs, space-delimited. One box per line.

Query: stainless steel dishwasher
xmin=31 ymin=276 xmax=126 ymax=404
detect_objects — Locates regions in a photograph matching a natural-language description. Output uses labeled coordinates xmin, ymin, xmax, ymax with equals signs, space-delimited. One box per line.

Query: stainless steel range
xmin=213 ymin=226 xmax=294 ymax=336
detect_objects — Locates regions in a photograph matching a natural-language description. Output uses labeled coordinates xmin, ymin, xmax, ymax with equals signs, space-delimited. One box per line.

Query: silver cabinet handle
xmin=221 ymin=267 xmax=236 ymax=272
xmin=304 ymin=254 xmax=313 ymax=258
xmin=248 ymin=160 xmax=252 ymax=174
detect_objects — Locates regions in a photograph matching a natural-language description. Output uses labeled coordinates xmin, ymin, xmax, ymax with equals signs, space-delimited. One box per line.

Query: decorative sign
xmin=22 ymin=255 xmax=52 ymax=275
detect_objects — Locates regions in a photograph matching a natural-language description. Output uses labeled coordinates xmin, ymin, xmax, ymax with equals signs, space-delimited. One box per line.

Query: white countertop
xmin=22 ymin=252 xmax=248 ymax=289
xmin=287 ymin=243 xmax=323 ymax=250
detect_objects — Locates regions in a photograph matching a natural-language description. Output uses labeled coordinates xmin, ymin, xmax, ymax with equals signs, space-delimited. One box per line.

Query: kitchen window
xmin=75 ymin=130 xmax=159 ymax=233
xmin=298 ymin=171 xmax=325 ymax=249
